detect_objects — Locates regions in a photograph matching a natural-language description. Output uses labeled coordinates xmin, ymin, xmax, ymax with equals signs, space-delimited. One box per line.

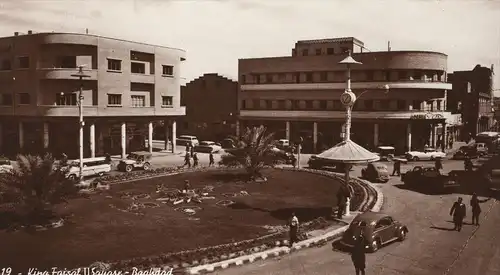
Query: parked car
xmin=401 ymin=166 xmax=459 ymax=191
xmin=220 ymin=138 xmax=236 ymax=149
xmin=452 ymin=146 xmax=479 ymax=160
xmin=472 ymin=142 xmax=488 ymax=156
xmin=270 ymin=146 xmax=295 ymax=164
xmin=361 ymin=162 xmax=390 ymax=183
xmin=405 ymin=148 xmax=446 ymax=161
xmin=117 ymin=152 xmax=153 ymax=173
xmin=276 ymin=139 xmax=290 ymax=149
xmin=176 ymin=135 xmax=199 ymax=146
xmin=307 ymin=155 xmax=353 ymax=172
xmin=373 ymin=146 xmax=395 ymax=161
xmin=0 ymin=157 xmax=13 ymax=173
xmin=65 ymin=157 xmax=112 ymax=180
xmin=194 ymin=141 xmax=222 ymax=153
xmin=340 ymin=212 xmax=408 ymax=252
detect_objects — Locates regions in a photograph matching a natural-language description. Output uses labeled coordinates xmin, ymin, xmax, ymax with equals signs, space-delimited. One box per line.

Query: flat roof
xmin=0 ymin=31 xmax=186 ymax=52
xmin=239 ymin=50 xmax=447 ymax=61
xmin=296 ymin=37 xmax=365 ymax=46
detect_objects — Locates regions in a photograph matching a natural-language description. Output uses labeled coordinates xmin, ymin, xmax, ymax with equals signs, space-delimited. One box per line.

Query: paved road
xmin=214 ymin=160 xmax=500 ymax=275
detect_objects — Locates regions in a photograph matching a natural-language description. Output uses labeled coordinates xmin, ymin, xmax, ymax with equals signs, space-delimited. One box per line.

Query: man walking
xmin=450 ymin=197 xmax=466 ymax=231
xmin=193 ymin=153 xmax=199 ymax=167
xmin=184 ymin=152 xmax=191 ymax=168
xmin=209 ymin=151 xmax=215 ymax=167
xmin=470 ymin=192 xmax=490 ymax=226
xmin=435 ymin=157 xmax=443 ymax=171
xmin=351 ymin=233 xmax=366 ymax=275
xmin=392 ymin=159 xmax=401 ymax=176
xmin=289 ymin=212 xmax=299 ymax=247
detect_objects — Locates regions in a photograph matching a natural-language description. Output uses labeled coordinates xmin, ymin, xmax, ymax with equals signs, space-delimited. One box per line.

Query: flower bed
xmin=98 ymin=167 xmax=181 ymax=184
xmin=107 ymin=217 xmax=336 ymax=272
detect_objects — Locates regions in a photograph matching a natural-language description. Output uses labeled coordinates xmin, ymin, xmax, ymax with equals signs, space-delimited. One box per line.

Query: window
xmin=305 ymin=73 xmax=313 ymax=83
xmin=162 ymin=65 xmax=174 ymax=76
xmin=277 ymin=100 xmax=286 ymax=109
xmin=305 ymin=100 xmax=313 ymax=109
xmin=333 ymin=100 xmax=341 ymax=110
xmin=365 ymin=70 xmax=374 ymax=81
xmin=319 ymin=100 xmax=327 ymax=110
xmin=315 ymin=48 xmax=322 ymax=55
xmin=327 ymin=48 xmax=335 ymax=55
xmin=162 ymin=96 xmax=173 ymax=107
xmin=17 ymin=56 xmax=29 ymax=69
xmin=412 ymin=100 xmax=422 ymax=110
xmin=427 ymin=100 xmax=433 ymax=111
xmin=380 ymin=100 xmax=390 ymax=109
xmin=397 ymin=100 xmax=406 ymax=110
xmin=56 ymin=93 xmax=77 ymax=106
xmin=414 ymin=70 xmax=422 ymax=80
xmin=255 ymin=74 xmax=261 ymax=84
xmin=384 ymin=70 xmax=390 ymax=81
xmin=294 ymin=73 xmax=300 ymax=83
xmin=107 ymin=59 xmax=122 ymax=71
xmin=131 ymin=95 xmax=146 ymax=107
xmin=292 ymin=100 xmax=301 ymax=110
xmin=131 ymin=62 xmax=146 ymax=74
xmin=58 ymin=56 xmax=76 ymax=68
xmin=320 ymin=72 xmax=327 ymax=82
xmin=1 ymin=93 xmax=13 ymax=105
xmin=266 ymin=74 xmax=273 ymax=83
xmin=436 ymin=100 xmax=442 ymax=111
xmin=302 ymin=49 xmax=308 ymax=56
xmin=0 ymin=59 xmax=11 ymax=70
xmin=376 ymin=217 xmax=393 ymax=228
xmin=107 ymin=94 xmax=122 ymax=106
xmin=19 ymin=93 xmax=30 ymax=104
xmin=365 ymin=100 xmax=374 ymax=110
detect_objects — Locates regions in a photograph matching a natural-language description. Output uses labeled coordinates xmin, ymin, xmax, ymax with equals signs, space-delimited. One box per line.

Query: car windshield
xmin=127 ymin=154 xmax=139 ymax=160
xmin=351 ymin=220 xmax=369 ymax=227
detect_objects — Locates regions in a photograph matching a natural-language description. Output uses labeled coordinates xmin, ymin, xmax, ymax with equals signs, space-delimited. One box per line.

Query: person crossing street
xmin=450 ymin=197 xmax=466 ymax=231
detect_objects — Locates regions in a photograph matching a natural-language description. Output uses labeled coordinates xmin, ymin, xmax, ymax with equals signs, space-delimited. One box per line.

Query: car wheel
xmin=370 ymin=239 xmax=380 ymax=252
xmin=68 ymin=174 xmax=76 ymax=181
xmin=98 ymin=172 xmax=104 ymax=177
xmin=397 ymin=228 xmax=407 ymax=241
xmin=125 ymin=165 xmax=133 ymax=173
xmin=412 ymin=156 xmax=419 ymax=161
xmin=143 ymin=163 xmax=151 ymax=171
xmin=382 ymin=179 xmax=389 ymax=183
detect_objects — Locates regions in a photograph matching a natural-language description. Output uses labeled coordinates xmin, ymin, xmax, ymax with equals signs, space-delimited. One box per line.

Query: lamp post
xmin=71 ymin=66 xmax=90 ymax=184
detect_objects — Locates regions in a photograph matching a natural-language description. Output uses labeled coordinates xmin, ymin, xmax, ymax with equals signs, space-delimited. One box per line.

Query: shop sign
xmin=410 ymin=113 xmax=444 ymax=120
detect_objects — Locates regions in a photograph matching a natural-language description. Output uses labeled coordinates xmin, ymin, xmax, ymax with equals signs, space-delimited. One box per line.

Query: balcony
xmin=239 ymin=109 xmax=456 ymax=122
xmin=130 ymin=73 xmax=155 ymax=84
xmin=6 ymin=105 xmax=186 ymax=117
xmin=37 ymin=68 xmax=98 ymax=80
xmin=240 ymin=81 xmax=452 ymax=91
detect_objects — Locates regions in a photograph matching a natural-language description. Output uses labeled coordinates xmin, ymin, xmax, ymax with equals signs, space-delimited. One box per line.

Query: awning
xmin=316 ymin=139 xmax=380 ymax=164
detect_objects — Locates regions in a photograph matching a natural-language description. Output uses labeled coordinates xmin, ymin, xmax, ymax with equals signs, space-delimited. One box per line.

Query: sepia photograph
xmin=0 ymin=0 xmax=499 ymax=274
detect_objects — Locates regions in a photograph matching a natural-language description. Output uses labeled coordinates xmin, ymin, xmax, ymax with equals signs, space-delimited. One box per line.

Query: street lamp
xmin=71 ymin=65 xmax=90 ymax=184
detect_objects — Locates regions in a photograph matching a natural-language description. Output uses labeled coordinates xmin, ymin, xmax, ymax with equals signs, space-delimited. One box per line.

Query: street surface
xmin=213 ymin=159 xmax=500 ymax=275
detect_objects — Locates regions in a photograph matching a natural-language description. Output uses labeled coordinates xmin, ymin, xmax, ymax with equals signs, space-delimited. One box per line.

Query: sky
xmin=0 ymin=0 xmax=499 ymax=93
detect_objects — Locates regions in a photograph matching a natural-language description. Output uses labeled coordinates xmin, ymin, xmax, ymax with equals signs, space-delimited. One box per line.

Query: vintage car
xmin=65 ymin=157 xmax=112 ymax=180
xmin=361 ymin=162 xmax=390 ymax=183
xmin=220 ymin=138 xmax=236 ymax=149
xmin=118 ymin=152 xmax=153 ymax=172
xmin=340 ymin=212 xmax=408 ymax=252
xmin=194 ymin=141 xmax=222 ymax=153
xmin=401 ymin=166 xmax=459 ymax=191
xmin=452 ymin=146 xmax=479 ymax=160
xmin=405 ymin=148 xmax=446 ymax=161
xmin=176 ymin=135 xmax=200 ymax=147
xmin=374 ymin=146 xmax=395 ymax=161
xmin=307 ymin=155 xmax=353 ymax=172
xmin=0 ymin=157 xmax=13 ymax=173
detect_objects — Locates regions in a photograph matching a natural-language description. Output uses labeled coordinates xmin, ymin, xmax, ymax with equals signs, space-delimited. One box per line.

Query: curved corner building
xmin=0 ymin=32 xmax=186 ymax=158
xmin=237 ymin=37 xmax=460 ymax=153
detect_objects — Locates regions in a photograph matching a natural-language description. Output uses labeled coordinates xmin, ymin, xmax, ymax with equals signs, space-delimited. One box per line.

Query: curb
xmin=186 ymin=168 xmax=384 ymax=275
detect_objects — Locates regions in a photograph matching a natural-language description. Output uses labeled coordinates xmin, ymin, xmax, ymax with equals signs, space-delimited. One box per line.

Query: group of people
xmin=450 ymin=193 xmax=490 ymax=230
xmin=183 ymin=143 xmax=215 ymax=168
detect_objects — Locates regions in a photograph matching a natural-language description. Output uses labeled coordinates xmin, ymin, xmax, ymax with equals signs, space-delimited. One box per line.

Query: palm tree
xmin=0 ymin=153 xmax=77 ymax=225
xmin=219 ymin=126 xmax=283 ymax=178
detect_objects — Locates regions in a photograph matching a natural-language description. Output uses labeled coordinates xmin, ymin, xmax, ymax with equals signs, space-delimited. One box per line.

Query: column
xmin=171 ymin=120 xmax=177 ymax=153
xmin=442 ymin=123 xmax=447 ymax=152
xmin=313 ymin=122 xmax=318 ymax=153
xmin=235 ymin=120 xmax=240 ymax=137
xmin=406 ymin=123 xmax=412 ymax=151
xmin=18 ymin=121 xmax=24 ymax=150
xmin=428 ymin=125 xmax=434 ymax=147
xmin=89 ymin=123 xmax=95 ymax=158
xmin=43 ymin=122 xmax=49 ymax=149
xmin=120 ymin=122 xmax=126 ymax=159
xmin=373 ymin=123 xmax=379 ymax=147
xmin=433 ymin=125 xmax=438 ymax=148
xmin=285 ymin=121 xmax=290 ymax=140
xmin=163 ymin=120 xmax=169 ymax=151
xmin=0 ymin=123 xmax=3 ymax=153
xmin=148 ymin=122 xmax=153 ymax=154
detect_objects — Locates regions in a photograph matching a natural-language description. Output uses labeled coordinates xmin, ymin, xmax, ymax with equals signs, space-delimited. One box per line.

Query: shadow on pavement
xmin=430 ymin=226 xmax=456 ymax=231
xmin=393 ymin=183 xmax=454 ymax=196
xmin=228 ymin=202 xmax=334 ymax=223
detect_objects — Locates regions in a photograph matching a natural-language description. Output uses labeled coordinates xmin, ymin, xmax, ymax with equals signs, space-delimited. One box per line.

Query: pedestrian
xmin=289 ymin=212 xmax=299 ymax=247
xmin=470 ymin=192 xmax=490 ymax=226
xmin=449 ymin=138 xmax=454 ymax=150
xmin=184 ymin=153 xmax=191 ymax=168
xmin=209 ymin=151 xmax=215 ymax=167
xmin=450 ymin=197 xmax=466 ymax=231
xmin=464 ymin=156 xmax=473 ymax=172
xmin=351 ymin=233 xmax=366 ymax=275
xmin=435 ymin=157 xmax=443 ymax=171
xmin=392 ymin=159 xmax=401 ymax=176
xmin=185 ymin=144 xmax=190 ymax=154
xmin=190 ymin=143 xmax=195 ymax=157
xmin=193 ymin=153 xmax=199 ymax=167
xmin=336 ymin=184 xmax=350 ymax=219
xmin=60 ymin=152 xmax=68 ymax=166
xmin=291 ymin=154 xmax=297 ymax=168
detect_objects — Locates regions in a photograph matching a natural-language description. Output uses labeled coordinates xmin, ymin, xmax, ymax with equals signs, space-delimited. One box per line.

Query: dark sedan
xmin=340 ymin=212 xmax=408 ymax=252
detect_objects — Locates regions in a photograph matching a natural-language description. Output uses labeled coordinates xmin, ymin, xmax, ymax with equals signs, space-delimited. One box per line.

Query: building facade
xmin=179 ymin=73 xmax=238 ymax=141
xmin=238 ymin=37 xmax=460 ymax=153
xmin=447 ymin=65 xmax=495 ymax=138
xmin=0 ymin=31 xmax=185 ymax=158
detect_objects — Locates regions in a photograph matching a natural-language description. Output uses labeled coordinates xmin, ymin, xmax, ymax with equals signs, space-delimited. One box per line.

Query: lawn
xmin=0 ymin=168 xmax=343 ymax=270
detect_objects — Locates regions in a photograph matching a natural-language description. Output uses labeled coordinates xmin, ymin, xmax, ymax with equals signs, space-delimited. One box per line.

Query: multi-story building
xmin=238 ymin=37 xmax=461 ymax=153
xmin=447 ymin=65 xmax=495 ymax=138
xmin=0 ymin=31 xmax=185 ymax=158
xmin=179 ymin=73 xmax=238 ymax=141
